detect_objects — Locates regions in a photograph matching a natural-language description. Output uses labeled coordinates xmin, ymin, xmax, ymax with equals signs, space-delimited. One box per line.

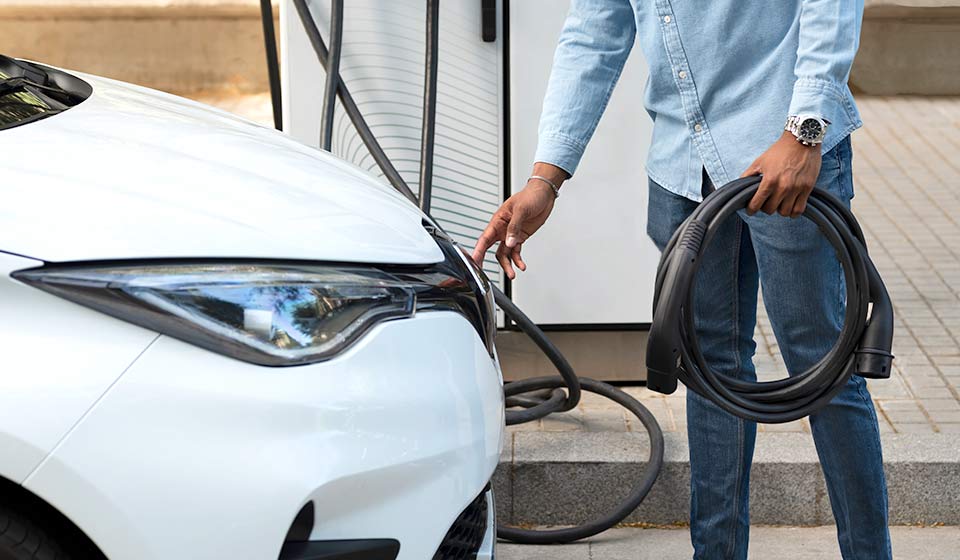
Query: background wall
xmin=1 ymin=0 xmax=959 ymax=96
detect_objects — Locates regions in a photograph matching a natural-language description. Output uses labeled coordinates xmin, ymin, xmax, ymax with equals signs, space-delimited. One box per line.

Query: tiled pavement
xmin=199 ymin=93 xmax=960 ymax=436
xmin=498 ymin=526 xmax=960 ymax=560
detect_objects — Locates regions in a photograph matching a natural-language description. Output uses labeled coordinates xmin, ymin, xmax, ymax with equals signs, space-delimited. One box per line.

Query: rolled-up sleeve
xmin=787 ymin=0 xmax=864 ymax=126
xmin=534 ymin=0 xmax=636 ymax=176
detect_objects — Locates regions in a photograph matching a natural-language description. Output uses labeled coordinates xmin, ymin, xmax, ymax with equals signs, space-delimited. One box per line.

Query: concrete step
xmin=853 ymin=1 xmax=960 ymax=94
xmin=493 ymin=431 xmax=960 ymax=526
xmin=0 ymin=1 xmax=277 ymax=94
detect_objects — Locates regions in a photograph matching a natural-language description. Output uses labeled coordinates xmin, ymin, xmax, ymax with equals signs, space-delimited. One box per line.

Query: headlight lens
xmin=14 ymin=244 xmax=495 ymax=366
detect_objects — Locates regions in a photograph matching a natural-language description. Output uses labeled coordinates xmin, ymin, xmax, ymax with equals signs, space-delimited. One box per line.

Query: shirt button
xmin=678 ymin=70 xmax=687 ymax=79
xmin=694 ymin=123 xmax=703 ymax=132
xmin=663 ymin=15 xmax=671 ymax=23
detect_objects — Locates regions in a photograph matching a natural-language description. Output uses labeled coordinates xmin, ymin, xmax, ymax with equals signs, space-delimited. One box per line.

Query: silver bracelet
xmin=528 ymin=175 xmax=560 ymax=198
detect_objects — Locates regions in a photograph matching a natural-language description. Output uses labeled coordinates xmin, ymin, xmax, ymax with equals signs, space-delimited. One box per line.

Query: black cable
xmin=495 ymin=288 xmax=580 ymax=423
xmin=646 ymin=176 xmax=894 ymax=423
xmin=275 ymin=1 xmax=666 ymax=545
xmin=496 ymin=287 xmax=663 ymax=544
xmin=418 ymin=0 xmax=440 ymax=214
xmin=291 ymin=0 xmax=418 ymax=204
xmin=319 ymin=0 xmax=343 ymax=151
xmin=258 ymin=0 xmax=283 ymax=131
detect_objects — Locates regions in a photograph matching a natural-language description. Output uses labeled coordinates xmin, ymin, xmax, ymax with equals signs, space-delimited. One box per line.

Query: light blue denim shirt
xmin=534 ymin=0 xmax=864 ymax=201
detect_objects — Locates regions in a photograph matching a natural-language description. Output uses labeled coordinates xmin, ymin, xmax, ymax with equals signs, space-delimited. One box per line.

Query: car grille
xmin=432 ymin=491 xmax=488 ymax=560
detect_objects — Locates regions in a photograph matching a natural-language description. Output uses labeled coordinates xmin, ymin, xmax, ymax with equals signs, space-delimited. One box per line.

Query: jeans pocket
xmin=817 ymin=136 xmax=854 ymax=201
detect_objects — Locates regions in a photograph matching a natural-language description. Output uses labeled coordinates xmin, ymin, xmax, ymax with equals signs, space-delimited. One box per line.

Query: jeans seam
xmin=732 ymin=220 xmax=743 ymax=377
xmin=725 ymin=219 xmax=745 ymax=560
xmin=833 ymin=183 xmax=859 ymax=560
xmin=727 ymin=418 xmax=745 ymax=559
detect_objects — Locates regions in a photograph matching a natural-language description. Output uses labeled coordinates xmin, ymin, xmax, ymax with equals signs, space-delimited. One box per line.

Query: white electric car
xmin=0 ymin=55 xmax=503 ymax=560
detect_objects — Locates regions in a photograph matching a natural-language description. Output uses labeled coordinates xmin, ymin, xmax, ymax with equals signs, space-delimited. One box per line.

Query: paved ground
xmin=497 ymin=526 xmax=960 ymax=560
xmin=199 ymin=93 xmax=960 ymax=437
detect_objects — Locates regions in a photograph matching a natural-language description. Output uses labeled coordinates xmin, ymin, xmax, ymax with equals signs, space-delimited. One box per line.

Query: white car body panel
xmin=1 ymin=63 xmax=502 ymax=559
xmin=0 ymin=252 xmax=158 ymax=483
xmin=24 ymin=313 xmax=503 ymax=560
xmin=0 ymin=72 xmax=442 ymax=265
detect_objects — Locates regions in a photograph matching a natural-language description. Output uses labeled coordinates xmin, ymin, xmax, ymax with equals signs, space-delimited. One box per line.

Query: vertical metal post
xmin=320 ymin=0 xmax=344 ymax=151
xmin=259 ymin=0 xmax=283 ymax=130
xmin=418 ymin=0 xmax=440 ymax=213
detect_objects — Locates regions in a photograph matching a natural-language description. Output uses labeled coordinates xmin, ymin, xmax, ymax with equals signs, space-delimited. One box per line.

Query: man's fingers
xmin=496 ymin=242 xmax=516 ymax=280
xmin=778 ymin=191 xmax=799 ymax=217
xmin=510 ymin=244 xmax=526 ymax=272
xmin=790 ymin=192 xmax=810 ymax=218
xmin=761 ymin=184 xmax=787 ymax=215
xmin=747 ymin=176 xmax=775 ymax=215
xmin=471 ymin=216 xmax=505 ymax=265
xmin=505 ymin=206 xmax=529 ymax=248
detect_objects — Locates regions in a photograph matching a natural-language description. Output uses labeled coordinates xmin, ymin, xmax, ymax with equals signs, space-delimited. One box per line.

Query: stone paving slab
xmin=497 ymin=526 xmax=960 ymax=560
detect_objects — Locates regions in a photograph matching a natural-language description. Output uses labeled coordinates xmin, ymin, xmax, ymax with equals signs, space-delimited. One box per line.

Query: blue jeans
xmin=646 ymin=137 xmax=891 ymax=560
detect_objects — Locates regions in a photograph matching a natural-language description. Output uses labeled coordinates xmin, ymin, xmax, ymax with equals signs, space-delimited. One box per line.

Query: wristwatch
xmin=785 ymin=114 xmax=829 ymax=146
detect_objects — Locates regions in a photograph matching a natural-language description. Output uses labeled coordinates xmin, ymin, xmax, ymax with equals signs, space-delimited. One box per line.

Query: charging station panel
xmin=280 ymin=0 xmax=658 ymax=328
xmin=507 ymin=0 xmax=658 ymax=326
xmin=280 ymin=0 xmax=505 ymax=284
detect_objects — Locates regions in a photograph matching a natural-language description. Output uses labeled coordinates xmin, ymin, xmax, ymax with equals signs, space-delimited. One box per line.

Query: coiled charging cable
xmin=646 ymin=176 xmax=894 ymax=423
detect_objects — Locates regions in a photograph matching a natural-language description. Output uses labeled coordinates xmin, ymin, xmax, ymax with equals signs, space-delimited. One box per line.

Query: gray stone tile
xmin=888 ymin=413 xmax=930 ymax=425
xmin=498 ymin=542 xmax=591 ymax=560
xmin=760 ymin=419 xmax=807 ymax=433
xmin=928 ymin=410 xmax=960 ymax=424
xmin=894 ymin=422 xmax=937 ymax=434
xmin=912 ymin=385 xmax=956 ymax=399
xmin=880 ymin=400 xmax=924 ymax=411
xmin=919 ymin=398 xmax=960 ymax=412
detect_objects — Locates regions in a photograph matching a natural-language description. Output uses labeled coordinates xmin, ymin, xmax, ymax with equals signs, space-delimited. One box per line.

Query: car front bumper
xmin=23 ymin=311 xmax=504 ymax=560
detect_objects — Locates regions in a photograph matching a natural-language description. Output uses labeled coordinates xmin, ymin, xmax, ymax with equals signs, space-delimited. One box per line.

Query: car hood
xmin=0 ymin=72 xmax=442 ymax=265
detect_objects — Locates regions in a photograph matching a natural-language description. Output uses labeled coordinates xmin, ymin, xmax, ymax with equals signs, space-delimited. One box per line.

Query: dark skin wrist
xmin=531 ymin=161 xmax=570 ymax=187
xmin=742 ymin=131 xmax=822 ymax=218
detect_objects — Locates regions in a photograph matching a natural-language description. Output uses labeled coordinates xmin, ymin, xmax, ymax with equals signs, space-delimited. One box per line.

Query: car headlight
xmin=13 ymin=239 xmax=495 ymax=366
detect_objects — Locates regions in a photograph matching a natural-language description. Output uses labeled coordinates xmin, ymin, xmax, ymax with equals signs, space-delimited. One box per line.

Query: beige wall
xmin=0 ymin=1 xmax=278 ymax=94
xmin=2 ymin=1 xmax=958 ymax=95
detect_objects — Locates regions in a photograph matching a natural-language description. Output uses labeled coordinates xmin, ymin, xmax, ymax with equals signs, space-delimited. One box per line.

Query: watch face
xmin=798 ymin=118 xmax=823 ymax=142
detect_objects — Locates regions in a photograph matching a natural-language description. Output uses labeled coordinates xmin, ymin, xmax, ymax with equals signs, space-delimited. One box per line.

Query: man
xmin=471 ymin=1 xmax=889 ymax=558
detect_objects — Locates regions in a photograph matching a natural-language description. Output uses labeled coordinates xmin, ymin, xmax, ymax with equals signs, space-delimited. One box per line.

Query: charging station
xmin=280 ymin=0 xmax=660 ymax=380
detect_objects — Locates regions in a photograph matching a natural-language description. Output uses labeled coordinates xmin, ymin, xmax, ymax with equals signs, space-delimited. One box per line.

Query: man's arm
xmin=745 ymin=0 xmax=864 ymax=217
xmin=472 ymin=0 xmax=636 ymax=276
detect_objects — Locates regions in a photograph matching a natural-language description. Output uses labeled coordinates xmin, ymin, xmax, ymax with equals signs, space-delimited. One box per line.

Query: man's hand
xmin=471 ymin=163 xmax=566 ymax=279
xmin=742 ymin=131 xmax=822 ymax=218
